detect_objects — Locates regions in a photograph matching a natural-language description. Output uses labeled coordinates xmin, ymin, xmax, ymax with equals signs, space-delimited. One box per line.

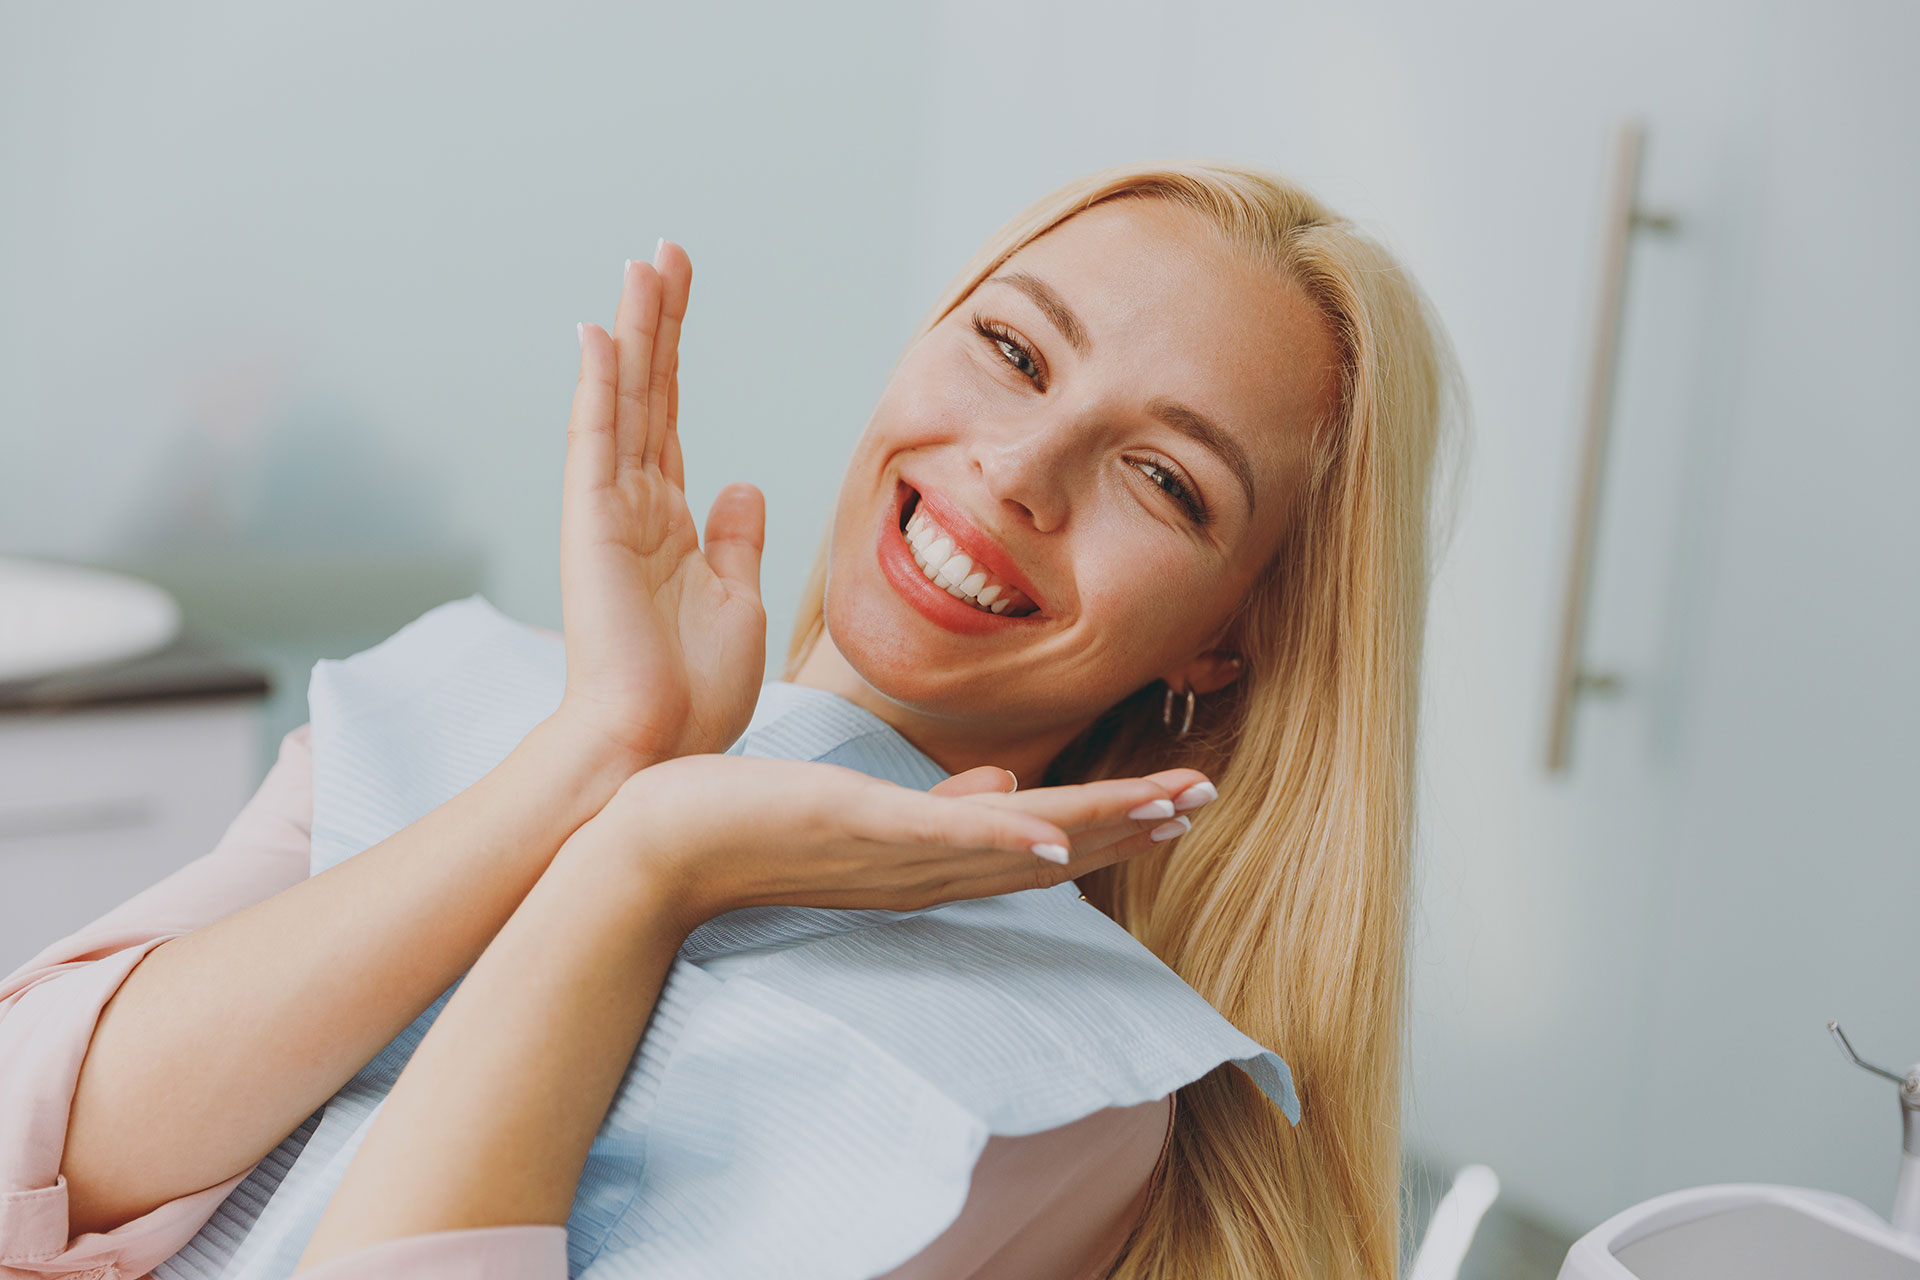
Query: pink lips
xmin=876 ymin=481 xmax=1044 ymax=635
xmin=898 ymin=481 xmax=1048 ymax=615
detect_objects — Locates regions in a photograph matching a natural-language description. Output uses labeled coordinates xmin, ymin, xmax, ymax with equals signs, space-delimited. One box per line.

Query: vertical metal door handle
xmin=1546 ymin=120 xmax=1678 ymax=773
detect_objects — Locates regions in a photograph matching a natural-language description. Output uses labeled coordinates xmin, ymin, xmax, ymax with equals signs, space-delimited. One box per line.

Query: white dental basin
xmin=0 ymin=557 xmax=182 ymax=683
xmin=1559 ymin=1183 xmax=1920 ymax=1279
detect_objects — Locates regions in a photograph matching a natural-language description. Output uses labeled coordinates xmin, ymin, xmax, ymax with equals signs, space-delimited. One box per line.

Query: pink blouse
xmin=0 ymin=724 xmax=1174 ymax=1279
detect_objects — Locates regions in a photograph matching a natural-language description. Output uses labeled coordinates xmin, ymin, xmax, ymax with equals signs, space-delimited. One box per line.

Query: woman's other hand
xmin=552 ymin=243 xmax=768 ymax=770
xmin=575 ymin=755 xmax=1217 ymax=934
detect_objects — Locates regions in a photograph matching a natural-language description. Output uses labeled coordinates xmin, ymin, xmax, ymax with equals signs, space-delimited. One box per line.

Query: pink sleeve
xmin=292 ymin=1225 xmax=569 ymax=1280
xmin=0 ymin=725 xmax=316 ymax=1280
xmin=878 ymin=1092 xmax=1176 ymax=1280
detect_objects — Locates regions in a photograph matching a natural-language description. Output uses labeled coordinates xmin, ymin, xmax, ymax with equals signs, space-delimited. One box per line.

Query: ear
xmin=1161 ymin=649 xmax=1245 ymax=698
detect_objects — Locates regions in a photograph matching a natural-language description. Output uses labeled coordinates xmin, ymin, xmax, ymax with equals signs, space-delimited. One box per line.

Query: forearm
xmin=60 ymin=715 xmax=647 ymax=1237
xmin=296 ymin=821 xmax=685 ymax=1269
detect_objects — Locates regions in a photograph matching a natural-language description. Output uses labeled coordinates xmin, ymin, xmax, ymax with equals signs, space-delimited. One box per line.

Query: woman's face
xmin=816 ymin=197 xmax=1340 ymax=749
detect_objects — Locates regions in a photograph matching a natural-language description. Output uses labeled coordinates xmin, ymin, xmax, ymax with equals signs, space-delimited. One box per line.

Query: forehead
xmin=983 ymin=198 xmax=1339 ymax=521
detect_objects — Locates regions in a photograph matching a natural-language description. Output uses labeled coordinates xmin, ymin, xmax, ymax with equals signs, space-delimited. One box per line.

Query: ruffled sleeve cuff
xmin=0 ymin=935 xmax=264 ymax=1278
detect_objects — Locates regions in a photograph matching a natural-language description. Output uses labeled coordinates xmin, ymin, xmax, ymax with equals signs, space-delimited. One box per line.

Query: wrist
xmin=544 ymin=829 xmax=701 ymax=953
xmin=536 ymin=705 xmax=666 ymax=770
xmin=578 ymin=760 xmax=732 ymax=934
xmin=519 ymin=715 xmax=661 ymax=824
xmin=541 ymin=698 xmax=680 ymax=774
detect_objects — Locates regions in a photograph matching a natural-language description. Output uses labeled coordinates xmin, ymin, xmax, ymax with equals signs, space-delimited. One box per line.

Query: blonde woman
xmin=1 ymin=161 xmax=1461 ymax=1279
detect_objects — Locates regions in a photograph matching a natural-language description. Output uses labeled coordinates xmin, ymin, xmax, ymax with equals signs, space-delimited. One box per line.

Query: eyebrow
xmin=988 ymin=271 xmax=1090 ymax=355
xmin=983 ymin=271 xmax=1259 ymax=514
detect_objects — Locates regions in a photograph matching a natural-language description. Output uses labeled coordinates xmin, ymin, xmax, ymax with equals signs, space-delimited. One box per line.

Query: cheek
xmin=872 ymin=346 xmax=990 ymax=448
xmin=1074 ymin=535 xmax=1219 ymax=657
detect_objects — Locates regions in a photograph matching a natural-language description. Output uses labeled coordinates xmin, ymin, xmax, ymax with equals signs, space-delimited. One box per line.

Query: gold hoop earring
xmin=1162 ymin=684 xmax=1196 ymax=737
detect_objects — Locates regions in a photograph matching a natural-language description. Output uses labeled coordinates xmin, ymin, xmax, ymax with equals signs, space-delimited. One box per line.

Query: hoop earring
xmin=1162 ymin=683 xmax=1196 ymax=737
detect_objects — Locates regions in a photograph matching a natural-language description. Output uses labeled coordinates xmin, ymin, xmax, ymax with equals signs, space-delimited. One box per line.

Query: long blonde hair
xmin=786 ymin=161 xmax=1466 ymax=1280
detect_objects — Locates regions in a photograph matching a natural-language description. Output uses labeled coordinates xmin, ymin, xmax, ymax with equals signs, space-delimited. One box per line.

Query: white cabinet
xmin=0 ymin=698 xmax=263 ymax=977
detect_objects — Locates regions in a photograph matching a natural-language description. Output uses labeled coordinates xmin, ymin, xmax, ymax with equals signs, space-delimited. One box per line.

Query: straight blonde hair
xmin=786 ymin=161 xmax=1466 ymax=1280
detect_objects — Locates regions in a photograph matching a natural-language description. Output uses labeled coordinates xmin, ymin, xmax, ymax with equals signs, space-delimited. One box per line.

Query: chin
xmin=820 ymin=566 xmax=973 ymax=713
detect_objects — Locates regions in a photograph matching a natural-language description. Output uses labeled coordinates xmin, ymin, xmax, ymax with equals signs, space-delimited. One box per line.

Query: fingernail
xmin=1003 ymin=768 xmax=1019 ymax=793
xmin=623 ymin=258 xmax=634 ymax=277
xmin=654 ymin=236 xmax=665 ymax=263
xmin=1127 ymin=798 xmax=1175 ymax=821
xmin=1031 ymin=842 xmax=1069 ymax=865
xmin=576 ymin=321 xmax=585 ymax=347
xmin=1172 ymin=782 xmax=1217 ymax=812
xmin=1149 ymin=816 xmax=1191 ymax=842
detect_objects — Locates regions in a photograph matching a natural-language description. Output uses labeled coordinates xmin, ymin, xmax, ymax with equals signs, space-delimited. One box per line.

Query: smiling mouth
xmin=897 ymin=487 xmax=1040 ymax=617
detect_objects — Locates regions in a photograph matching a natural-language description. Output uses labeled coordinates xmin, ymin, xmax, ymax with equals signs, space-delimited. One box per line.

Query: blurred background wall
xmin=0 ymin=0 xmax=935 ymax=748
xmin=4 ymin=2 xmax=1916 ymax=1274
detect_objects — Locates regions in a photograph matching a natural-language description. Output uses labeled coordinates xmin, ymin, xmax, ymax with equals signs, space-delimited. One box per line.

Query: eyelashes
xmin=968 ymin=313 xmax=1213 ymax=526
xmin=1128 ymin=458 xmax=1210 ymax=525
xmin=971 ymin=316 xmax=1045 ymax=388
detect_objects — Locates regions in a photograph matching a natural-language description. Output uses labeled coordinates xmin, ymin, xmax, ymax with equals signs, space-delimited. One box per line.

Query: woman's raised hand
xmin=553 ymin=244 xmax=768 ymax=768
xmin=576 ymin=754 xmax=1219 ymax=934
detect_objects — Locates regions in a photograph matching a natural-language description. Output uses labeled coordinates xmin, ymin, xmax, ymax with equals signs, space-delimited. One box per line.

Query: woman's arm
xmin=1 ymin=724 xmax=317 ymax=1277
xmin=293 ymin=804 xmax=688 ymax=1271
xmin=55 ymin=713 xmax=641 ymax=1240
xmin=56 ymin=242 xmax=759 ymax=1242
xmin=293 ymin=752 xmax=1211 ymax=1270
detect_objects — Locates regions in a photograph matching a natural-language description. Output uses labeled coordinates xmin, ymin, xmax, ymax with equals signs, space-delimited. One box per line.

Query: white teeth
xmin=935 ymin=552 xmax=972 ymax=588
xmin=901 ymin=498 xmax=1030 ymax=616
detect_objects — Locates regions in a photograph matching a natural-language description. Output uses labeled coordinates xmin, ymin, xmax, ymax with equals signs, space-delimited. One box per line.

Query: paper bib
xmin=156 ymin=596 xmax=1297 ymax=1279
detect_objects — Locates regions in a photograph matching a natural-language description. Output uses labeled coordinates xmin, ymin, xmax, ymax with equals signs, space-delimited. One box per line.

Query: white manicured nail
xmin=1031 ymin=842 xmax=1070 ymax=865
xmin=576 ymin=322 xmax=585 ymax=346
xmin=1149 ymin=817 xmax=1191 ymax=842
xmin=1172 ymin=782 xmax=1217 ymax=812
xmin=1127 ymin=799 xmax=1175 ymax=821
xmin=655 ymin=236 xmax=665 ymax=261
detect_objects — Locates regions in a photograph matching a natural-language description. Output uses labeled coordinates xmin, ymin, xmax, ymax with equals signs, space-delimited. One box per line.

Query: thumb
xmin=704 ymin=481 xmax=765 ymax=599
xmin=930 ymin=765 xmax=1020 ymax=799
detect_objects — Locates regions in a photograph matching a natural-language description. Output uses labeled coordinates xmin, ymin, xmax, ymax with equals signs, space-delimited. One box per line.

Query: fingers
xmin=929 ymin=766 xmax=1020 ymax=799
xmin=940 ymin=780 xmax=1220 ymax=903
xmin=1051 ymin=809 xmax=1195 ymax=860
xmin=610 ymin=259 xmax=663 ymax=474
xmin=941 ymin=769 xmax=1216 ymax=873
xmin=1136 ymin=768 xmax=1214 ymax=806
xmin=646 ymin=240 xmax=691 ymax=471
xmin=565 ymin=323 xmax=619 ymax=497
xmin=661 ymin=355 xmax=685 ymax=491
xmin=703 ymin=482 xmax=766 ymax=600
xmin=855 ymin=786 xmax=1070 ymax=862
xmin=963 ymin=775 xmax=1190 ymax=833
xmin=1061 ymin=770 xmax=1216 ymax=855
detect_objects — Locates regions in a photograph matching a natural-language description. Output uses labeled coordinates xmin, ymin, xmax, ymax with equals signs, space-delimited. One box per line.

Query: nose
xmin=969 ymin=413 xmax=1079 ymax=533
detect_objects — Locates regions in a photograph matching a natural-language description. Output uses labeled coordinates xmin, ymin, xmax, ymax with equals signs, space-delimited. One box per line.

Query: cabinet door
xmin=1227 ymin=2 xmax=1920 ymax=1234
xmin=0 ymin=700 xmax=261 ymax=976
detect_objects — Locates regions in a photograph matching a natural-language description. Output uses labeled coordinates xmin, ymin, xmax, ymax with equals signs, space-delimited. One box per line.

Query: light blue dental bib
xmin=154 ymin=596 xmax=1298 ymax=1280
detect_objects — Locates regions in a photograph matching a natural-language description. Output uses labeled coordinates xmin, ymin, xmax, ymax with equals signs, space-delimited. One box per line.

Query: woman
xmin=0 ymin=160 xmax=1461 ymax=1279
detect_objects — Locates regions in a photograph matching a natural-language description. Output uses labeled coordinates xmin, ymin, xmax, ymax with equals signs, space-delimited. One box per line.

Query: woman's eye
xmin=1131 ymin=459 xmax=1211 ymax=525
xmin=970 ymin=316 xmax=1043 ymax=388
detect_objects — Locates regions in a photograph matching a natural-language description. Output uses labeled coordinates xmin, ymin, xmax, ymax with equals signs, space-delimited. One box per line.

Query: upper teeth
xmin=904 ymin=505 xmax=1020 ymax=614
